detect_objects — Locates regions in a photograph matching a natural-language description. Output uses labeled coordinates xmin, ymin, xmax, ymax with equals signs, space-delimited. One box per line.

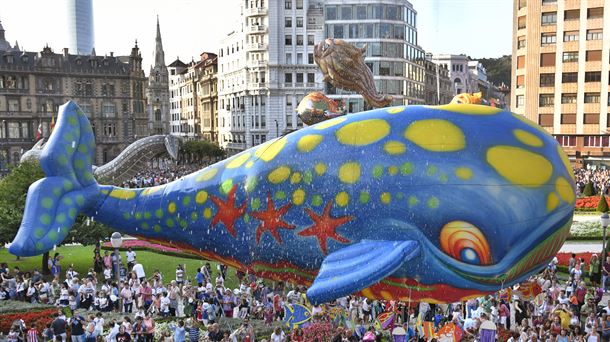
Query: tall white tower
xmin=67 ymin=0 xmax=94 ymax=55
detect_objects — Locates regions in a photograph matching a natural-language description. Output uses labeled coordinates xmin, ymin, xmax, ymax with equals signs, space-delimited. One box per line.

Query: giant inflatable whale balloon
xmin=10 ymin=101 xmax=575 ymax=304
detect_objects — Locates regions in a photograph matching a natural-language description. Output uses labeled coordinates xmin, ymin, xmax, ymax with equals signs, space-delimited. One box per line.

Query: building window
xmin=562 ymin=72 xmax=578 ymax=83
xmin=285 ymin=35 xmax=292 ymax=45
xmin=518 ymin=36 xmax=526 ymax=49
xmin=540 ymin=53 xmax=556 ymax=67
xmin=541 ymin=33 xmax=556 ymax=45
xmin=563 ymin=31 xmax=579 ymax=42
xmin=518 ymin=0 xmax=527 ymax=9
xmin=542 ymin=0 xmax=556 ymax=4
xmin=560 ymin=114 xmax=576 ymax=124
xmin=586 ymin=50 xmax=602 ymax=61
xmin=539 ymin=114 xmax=554 ymax=126
xmin=562 ymin=51 xmax=578 ymax=62
xmin=103 ymin=123 xmax=116 ymax=137
xmin=541 ymin=12 xmax=557 ymax=25
xmin=556 ymin=136 xmax=576 ymax=147
xmin=540 ymin=73 xmax=555 ymax=87
xmin=102 ymin=103 xmax=116 ymax=118
xmin=564 ymin=9 xmax=579 ymax=20
xmin=307 ymin=35 xmax=314 ymax=45
xmin=296 ymin=73 xmax=303 ymax=84
xmin=333 ymin=25 xmax=343 ymax=39
xmin=518 ymin=16 xmax=526 ymax=29
xmin=296 ymin=0 xmax=302 ymax=9
xmin=588 ymin=7 xmax=604 ymax=19
xmin=517 ymin=55 xmax=525 ymax=69
xmin=516 ymin=95 xmax=524 ymax=108
xmin=284 ymin=73 xmax=292 ymax=84
xmin=296 ymin=35 xmax=303 ymax=45
xmin=539 ymin=94 xmax=554 ymax=107
xmin=587 ymin=29 xmax=603 ymax=41
xmin=296 ymin=17 xmax=303 ymax=27
xmin=285 ymin=53 xmax=292 ymax=64
xmin=585 ymin=71 xmax=601 ymax=82
xmin=285 ymin=17 xmax=292 ymax=27
xmin=584 ymin=114 xmax=600 ymax=125
xmin=584 ymin=136 xmax=609 ymax=146
xmin=284 ymin=0 xmax=291 ymax=9
xmin=326 ymin=6 xmax=336 ymax=20
xmin=307 ymin=73 xmax=315 ymax=84
xmin=561 ymin=93 xmax=577 ymax=104
xmin=516 ymin=75 xmax=525 ymax=88
xmin=308 ymin=53 xmax=314 ymax=64
xmin=585 ymin=93 xmax=600 ymax=103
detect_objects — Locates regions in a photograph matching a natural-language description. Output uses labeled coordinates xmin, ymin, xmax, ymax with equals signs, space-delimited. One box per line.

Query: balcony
xmin=246 ymin=43 xmax=268 ymax=51
xmin=246 ymin=25 xmax=267 ymax=34
xmin=245 ymin=7 xmax=267 ymax=16
xmin=248 ymin=82 xmax=266 ymax=90
xmin=248 ymin=60 xmax=267 ymax=68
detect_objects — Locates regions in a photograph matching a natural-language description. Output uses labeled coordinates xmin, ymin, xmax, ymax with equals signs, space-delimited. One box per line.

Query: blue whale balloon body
xmin=10 ymin=101 xmax=575 ymax=304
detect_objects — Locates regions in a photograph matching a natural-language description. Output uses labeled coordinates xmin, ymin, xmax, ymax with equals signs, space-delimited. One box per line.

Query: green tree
xmin=598 ymin=195 xmax=609 ymax=213
xmin=584 ymin=182 xmax=596 ymax=196
xmin=0 ymin=161 xmax=112 ymax=273
xmin=180 ymin=140 xmax=225 ymax=163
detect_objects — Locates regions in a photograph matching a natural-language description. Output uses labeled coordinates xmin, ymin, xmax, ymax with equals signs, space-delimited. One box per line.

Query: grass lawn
xmin=0 ymin=245 xmax=238 ymax=288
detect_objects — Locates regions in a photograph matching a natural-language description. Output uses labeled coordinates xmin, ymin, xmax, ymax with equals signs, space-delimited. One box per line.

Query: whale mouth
xmin=431 ymin=209 xmax=573 ymax=285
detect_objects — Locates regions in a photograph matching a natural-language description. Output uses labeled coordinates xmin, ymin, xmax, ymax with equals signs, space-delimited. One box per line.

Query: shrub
xmin=598 ymin=194 xmax=609 ymax=213
xmin=584 ymin=182 xmax=596 ymax=196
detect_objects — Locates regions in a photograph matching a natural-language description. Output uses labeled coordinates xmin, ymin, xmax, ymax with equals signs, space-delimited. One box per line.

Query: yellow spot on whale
xmin=339 ymin=162 xmax=361 ymax=184
xmin=387 ymin=106 xmax=405 ymax=114
xmin=314 ymin=163 xmax=327 ymax=175
xmin=268 ymin=166 xmax=291 ymax=184
xmin=557 ymin=145 xmax=575 ymax=181
xmin=297 ymin=135 xmax=323 ymax=152
xmin=547 ymin=192 xmax=560 ymax=211
xmin=388 ymin=166 xmax=399 ymax=175
xmin=196 ymin=168 xmax=218 ymax=182
xmin=109 ymin=189 xmax=137 ymax=200
xmin=245 ymin=161 xmax=254 ymax=168
xmin=513 ymin=129 xmax=543 ymax=147
xmin=336 ymin=119 xmax=390 ymax=146
xmin=292 ymin=189 xmax=306 ymax=205
xmin=404 ymin=119 xmax=465 ymax=152
xmin=254 ymin=136 xmax=287 ymax=162
xmin=487 ymin=146 xmax=553 ymax=187
xmin=435 ymin=103 xmax=502 ymax=115
xmin=290 ymin=172 xmax=302 ymax=184
xmin=226 ymin=152 xmax=251 ymax=169
xmin=380 ymin=192 xmax=391 ymax=204
xmin=556 ymin=177 xmax=575 ymax=203
xmin=335 ymin=191 xmax=349 ymax=207
xmin=195 ymin=191 xmax=208 ymax=204
xmin=313 ymin=116 xmax=347 ymax=130
xmin=455 ymin=167 xmax=473 ymax=180
xmin=203 ymin=207 xmax=212 ymax=219
xmin=141 ymin=185 xmax=164 ymax=196
xmin=168 ymin=202 xmax=176 ymax=214
xmin=384 ymin=141 xmax=406 ymax=155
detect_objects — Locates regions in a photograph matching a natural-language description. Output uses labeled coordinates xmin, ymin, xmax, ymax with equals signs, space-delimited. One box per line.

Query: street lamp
xmin=602 ymin=213 xmax=610 ymax=261
xmin=110 ymin=232 xmax=123 ymax=311
xmin=274 ymin=119 xmax=279 ymax=138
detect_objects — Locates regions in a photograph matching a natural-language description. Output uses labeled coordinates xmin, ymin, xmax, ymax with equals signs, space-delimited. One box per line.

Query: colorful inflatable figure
xmin=296 ymin=92 xmax=346 ymax=126
xmin=314 ymin=38 xmax=393 ymax=108
xmin=450 ymin=92 xmax=483 ymax=105
xmin=10 ymin=101 xmax=575 ymax=304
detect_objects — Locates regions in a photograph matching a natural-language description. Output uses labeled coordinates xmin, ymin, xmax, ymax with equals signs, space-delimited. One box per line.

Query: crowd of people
xmin=574 ymin=168 xmax=610 ymax=196
xmin=120 ymin=162 xmax=208 ymax=189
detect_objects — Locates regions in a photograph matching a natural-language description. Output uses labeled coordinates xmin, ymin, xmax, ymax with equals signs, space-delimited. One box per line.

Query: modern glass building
xmin=323 ymin=0 xmax=425 ymax=112
xmin=67 ymin=0 xmax=94 ymax=55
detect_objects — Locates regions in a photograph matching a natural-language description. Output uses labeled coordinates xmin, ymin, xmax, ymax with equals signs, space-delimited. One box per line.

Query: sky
xmin=1 ymin=0 xmax=511 ymax=75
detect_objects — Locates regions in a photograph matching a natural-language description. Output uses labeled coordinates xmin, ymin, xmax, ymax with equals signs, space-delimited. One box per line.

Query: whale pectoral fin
xmin=306 ymin=240 xmax=420 ymax=305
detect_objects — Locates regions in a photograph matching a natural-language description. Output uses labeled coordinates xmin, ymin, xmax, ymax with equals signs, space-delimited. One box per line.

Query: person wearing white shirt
xmin=125 ymin=248 xmax=136 ymax=271
xmin=132 ymin=262 xmax=145 ymax=282
xmin=270 ymin=327 xmax=286 ymax=342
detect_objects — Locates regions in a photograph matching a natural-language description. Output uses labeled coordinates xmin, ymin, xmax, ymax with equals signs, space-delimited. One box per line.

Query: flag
xmin=374 ymin=311 xmax=395 ymax=330
xmin=50 ymin=115 xmax=55 ymax=133
xmin=416 ymin=313 xmax=424 ymax=337
xmin=423 ymin=321 xmax=435 ymax=340
xmin=36 ymin=122 xmax=42 ymax=141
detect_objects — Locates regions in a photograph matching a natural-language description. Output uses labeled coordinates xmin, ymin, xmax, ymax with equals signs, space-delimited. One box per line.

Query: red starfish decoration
xmin=298 ymin=201 xmax=352 ymax=254
xmin=210 ymin=185 xmax=246 ymax=237
xmin=250 ymin=193 xmax=295 ymax=244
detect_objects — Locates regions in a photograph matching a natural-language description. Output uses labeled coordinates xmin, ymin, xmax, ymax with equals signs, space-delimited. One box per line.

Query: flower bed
xmin=576 ymin=196 xmax=610 ymax=211
xmin=570 ymin=221 xmax=603 ymax=238
xmin=102 ymin=239 xmax=184 ymax=253
xmin=303 ymin=322 xmax=335 ymax=341
xmin=0 ymin=308 xmax=56 ymax=333
xmin=556 ymin=252 xmax=595 ymax=267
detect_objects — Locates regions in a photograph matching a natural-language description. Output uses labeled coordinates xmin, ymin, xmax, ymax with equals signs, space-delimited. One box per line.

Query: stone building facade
xmin=0 ymin=23 xmax=147 ymax=171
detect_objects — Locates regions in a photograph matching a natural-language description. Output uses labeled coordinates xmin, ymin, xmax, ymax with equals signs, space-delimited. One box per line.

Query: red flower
xmin=0 ymin=308 xmax=57 ymax=334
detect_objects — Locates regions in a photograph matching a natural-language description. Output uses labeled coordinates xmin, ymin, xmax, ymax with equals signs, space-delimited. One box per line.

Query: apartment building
xmin=512 ymin=0 xmax=610 ymax=164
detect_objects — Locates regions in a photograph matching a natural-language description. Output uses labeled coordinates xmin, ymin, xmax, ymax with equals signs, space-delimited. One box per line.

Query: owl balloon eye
xmin=439 ymin=221 xmax=492 ymax=266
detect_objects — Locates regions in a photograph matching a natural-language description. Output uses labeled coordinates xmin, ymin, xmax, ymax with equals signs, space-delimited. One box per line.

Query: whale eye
xmin=439 ymin=221 xmax=492 ymax=266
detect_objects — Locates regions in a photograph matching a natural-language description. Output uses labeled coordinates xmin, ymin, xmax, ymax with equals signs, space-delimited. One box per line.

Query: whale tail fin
xmin=9 ymin=101 xmax=101 ymax=256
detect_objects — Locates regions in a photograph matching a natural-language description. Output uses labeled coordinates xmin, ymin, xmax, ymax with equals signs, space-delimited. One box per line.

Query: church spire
xmin=153 ymin=15 xmax=166 ymax=67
